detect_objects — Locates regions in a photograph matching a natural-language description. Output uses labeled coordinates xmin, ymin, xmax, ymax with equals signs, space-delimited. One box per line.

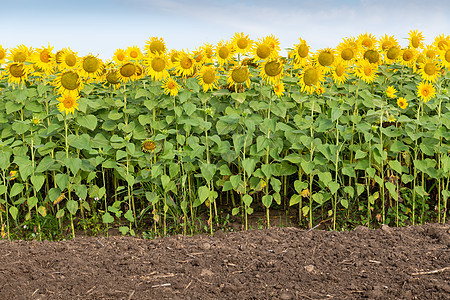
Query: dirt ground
xmin=0 ymin=223 xmax=449 ymax=300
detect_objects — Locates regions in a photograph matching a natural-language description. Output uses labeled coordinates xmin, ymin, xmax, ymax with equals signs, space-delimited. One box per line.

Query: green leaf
xmin=5 ymin=102 xmax=23 ymax=114
xmin=102 ymin=212 xmax=114 ymax=224
xmin=242 ymin=194 xmax=253 ymax=207
xmin=312 ymin=193 xmax=324 ymax=205
xmin=340 ymin=198 xmax=349 ymax=209
xmin=37 ymin=206 xmax=47 ymax=217
xmin=27 ymin=196 xmax=38 ymax=209
xmin=73 ymin=184 xmax=88 ymax=200
xmin=328 ymin=181 xmax=340 ymax=195
xmin=0 ymin=185 xmax=7 ymax=196
xmin=10 ymin=183 xmax=24 ymax=198
xmin=230 ymin=174 xmax=241 ymax=189
xmin=318 ymin=172 xmax=332 ymax=186
xmin=31 ymin=175 xmax=45 ymax=192
xmin=77 ymin=115 xmax=97 ymax=131
xmin=35 ymin=156 xmax=55 ymax=173
xmin=242 ymin=158 xmax=257 ymax=176
xmin=290 ymin=194 xmax=301 ymax=206
xmin=66 ymin=200 xmax=79 ymax=215
xmin=64 ymin=157 xmax=82 ymax=175
xmin=402 ymin=174 xmax=414 ymax=184
xmin=262 ymin=195 xmax=273 ymax=208
xmin=355 ymin=150 xmax=367 ymax=160
xmin=294 ymin=180 xmax=308 ymax=194
xmin=331 ymin=107 xmax=343 ymax=122
xmin=388 ymin=160 xmax=403 ymax=174
xmin=9 ymin=206 xmax=18 ymax=220
xmin=270 ymin=177 xmax=282 ymax=193
xmin=160 ymin=174 xmax=170 ymax=191
xmin=55 ymin=173 xmax=69 ymax=190
xmin=232 ymin=207 xmax=240 ymax=216
xmin=300 ymin=160 xmax=315 ymax=175
xmin=197 ymin=186 xmax=209 ymax=206
xmin=119 ymin=226 xmax=129 ymax=235
xmin=200 ymin=163 xmax=216 ymax=182
xmin=124 ymin=209 xmax=135 ymax=222
xmin=415 ymin=185 xmax=429 ymax=197
xmin=56 ymin=209 xmax=65 ymax=219
xmin=0 ymin=151 xmax=12 ymax=170
xmin=385 ymin=181 xmax=398 ymax=201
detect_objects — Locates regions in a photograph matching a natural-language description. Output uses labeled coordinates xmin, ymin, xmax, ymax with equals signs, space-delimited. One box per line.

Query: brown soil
xmin=0 ymin=223 xmax=449 ymax=300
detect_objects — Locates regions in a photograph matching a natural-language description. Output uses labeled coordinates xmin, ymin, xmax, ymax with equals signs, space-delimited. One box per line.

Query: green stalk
xmin=64 ymin=114 xmax=75 ymax=239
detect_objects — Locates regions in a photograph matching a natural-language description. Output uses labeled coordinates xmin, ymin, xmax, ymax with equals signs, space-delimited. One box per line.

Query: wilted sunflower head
xmin=317 ymin=48 xmax=334 ymax=67
xmin=363 ymin=49 xmax=380 ymax=64
xmin=386 ymin=47 xmax=401 ymax=61
xmin=142 ymin=139 xmax=157 ymax=152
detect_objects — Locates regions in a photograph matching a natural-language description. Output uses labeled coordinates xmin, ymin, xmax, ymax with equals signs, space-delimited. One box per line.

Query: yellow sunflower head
xmin=358 ymin=33 xmax=377 ymax=50
xmin=354 ymin=60 xmax=378 ymax=84
xmin=386 ymin=86 xmax=397 ymax=98
xmin=273 ymin=82 xmax=285 ymax=97
xmin=142 ymin=139 xmax=157 ymax=153
xmin=215 ymin=40 xmax=235 ymax=66
xmin=103 ymin=68 xmax=121 ymax=90
xmin=317 ymin=48 xmax=335 ymax=67
xmin=31 ymin=44 xmax=55 ymax=75
xmin=175 ymin=52 xmax=196 ymax=77
xmin=57 ymin=91 xmax=80 ymax=115
xmin=113 ymin=48 xmax=127 ymax=64
xmin=80 ymin=55 xmax=104 ymax=80
xmin=331 ymin=61 xmax=349 ymax=85
xmin=161 ymin=77 xmax=180 ymax=97
xmin=385 ymin=46 xmax=402 ymax=63
xmin=363 ymin=49 xmax=380 ymax=64
xmin=298 ymin=65 xmax=325 ymax=95
xmin=118 ymin=62 xmax=137 ymax=83
xmin=58 ymin=48 xmax=79 ymax=70
xmin=409 ymin=30 xmax=425 ymax=49
xmin=201 ymin=43 xmax=215 ymax=64
xmin=433 ymin=34 xmax=450 ymax=51
xmin=145 ymin=37 xmax=167 ymax=55
xmin=417 ymin=81 xmax=436 ymax=103
xmin=401 ymin=48 xmax=417 ymax=66
xmin=126 ymin=46 xmax=144 ymax=61
xmin=8 ymin=44 xmax=31 ymax=63
xmin=54 ymin=69 xmax=83 ymax=94
xmin=439 ymin=48 xmax=450 ymax=69
xmin=419 ymin=58 xmax=441 ymax=82
xmin=259 ymin=58 xmax=284 ymax=85
xmin=232 ymin=32 xmax=253 ymax=55
xmin=379 ymin=34 xmax=398 ymax=51
xmin=197 ymin=66 xmax=218 ymax=92
xmin=227 ymin=64 xmax=252 ymax=92
xmin=5 ymin=62 xmax=29 ymax=85
xmin=0 ymin=45 xmax=7 ymax=64
xmin=337 ymin=36 xmax=359 ymax=60
xmin=397 ymin=97 xmax=408 ymax=110
xmin=145 ymin=53 xmax=169 ymax=81
xmin=291 ymin=37 xmax=310 ymax=67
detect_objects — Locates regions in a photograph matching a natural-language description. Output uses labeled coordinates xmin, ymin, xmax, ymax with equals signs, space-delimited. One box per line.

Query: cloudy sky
xmin=1 ymin=0 xmax=449 ymax=59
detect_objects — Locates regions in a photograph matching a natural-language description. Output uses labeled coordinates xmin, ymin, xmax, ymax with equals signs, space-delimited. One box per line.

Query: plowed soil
xmin=0 ymin=223 xmax=449 ymax=300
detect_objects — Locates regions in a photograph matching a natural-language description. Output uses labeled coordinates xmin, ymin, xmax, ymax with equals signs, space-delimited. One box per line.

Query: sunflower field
xmin=0 ymin=31 xmax=449 ymax=240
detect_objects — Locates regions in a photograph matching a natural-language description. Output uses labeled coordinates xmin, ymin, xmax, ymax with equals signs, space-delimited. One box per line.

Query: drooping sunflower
xmin=232 ymin=32 xmax=253 ymax=56
xmin=363 ymin=49 xmax=380 ymax=64
xmin=30 ymin=44 xmax=55 ymax=75
xmin=316 ymin=48 xmax=335 ymax=68
xmin=397 ymin=97 xmax=408 ymax=110
xmin=227 ymin=64 xmax=252 ymax=92
xmin=5 ymin=62 xmax=29 ymax=85
xmin=400 ymin=48 xmax=417 ymax=67
xmin=336 ymin=36 xmax=359 ymax=61
xmin=80 ymin=55 xmax=104 ymax=81
xmin=117 ymin=62 xmax=137 ymax=83
xmin=439 ymin=48 xmax=450 ymax=69
xmin=433 ymin=34 xmax=450 ymax=51
xmin=291 ymin=37 xmax=310 ymax=68
xmin=331 ymin=61 xmax=349 ymax=85
xmin=197 ymin=66 xmax=219 ymax=92
xmin=58 ymin=48 xmax=79 ymax=71
xmin=201 ymin=43 xmax=215 ymax=65
xmin=126 ymin=46 xmax=144 ymax=61
xmin=113 ymin=48 xmax=127 ymax=64
xmin=417 ymin=82 xmax=436 ymax=103
xmin=298 ymin=64 xmax=325 ymax=95
xmin=354 ymin=60 xmax=378 ymax=84
xmin=142 ymin=139 xmax=157 ymax=153
xmin=409 ymin=30 xmax=425 ymax=49
xmin=161 ymin=77 xmax=180 ymax=97
xmin=145 ymin=53 xmax=169 ymax=81
xmin=378 ymin=34 xmax=399 ymax=52
xmin=103 ymin=68 xmax=121 ymax=90
xmin=215 ymin=40 xmax=235 ymax=66
xmin=175 ymin=51 xmax=196 ymax=77
xmin=386 ymin=86 xmax=397 ymax=98
xmin=54 ymin=69 xmax=83 ymax=94
xmin=0 ymin=45 xmax=7 ymax=65
xmin=57 ymin=91 xmax=80 ymax=115
xmin=145 ymin=37 xmax=167 ymax=55
xmin=358 ymin=33 xmax=377 ymax=50
xmin=384 ymin=46 xmax=402 ymax=64
xmin=419 ymin=58 xmax=441 ymax=82
xmin=8 ymin=44 xmax=31 ymax=63
xmin=273 ymin=82 xmax=285 ymax=97
xmin=259 ymin=58 xmax=284 ymax=85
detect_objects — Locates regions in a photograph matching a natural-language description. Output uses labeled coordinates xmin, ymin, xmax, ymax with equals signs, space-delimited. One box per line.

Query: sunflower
xmin=336 ymin=36 xmax=359 ymax=61
xmin=215 ymin=40 xmax=234 ymax=66
xmin=54 ymin=69 xmax=83 ymax=94
xmin=439 ymin=48 xmax=450 ymax=69
xmin=419 ymin=58 xmax=441 ymax=82
xmin=31 ymin=44 xmax=55 ymax=75
xmin=363 ymin=49 xmax=380 ymax=64
xmin=201 ymin=43 xmax=215 ymax=64
xmin=145 ymin=37 xmax=166 ymax=55
xmin=80 ymin=55 xmax=104 ymax=82
xmin=57 ymin=91 xmax=80 ymax=115
xmin=58 ymin=48 xmax=79 ymax=70
xmin=423 ymin=45 xmax=437 ymax=59
xmin=433 ymin=34 xmax=450 ymax=51
xmin=175 ymin=52 xmax=196 ymax=77
xmin=232 ymin=32 xmax=253 ymax=55
xmin=192 ymin=47 xmax=205 ymax=66
xmin=103 ymin=68 xmax=121 ymax=90
xmin=417 ymin=82 xmax=436 ymax=103
xmin=378 ymin=34 xmax=398 ymax=52
xmin=358 ymin=33 xmax=377 ymax=50
xmin=291 ymin=37 xmax=310 ymax=68
xmin=142 ymin=139 xmax=158 ymax=153
xmin=197 ymin=66 xmax=218 ymax=92
xmin=252 ymin=35 xmax=280 ymax=61
xmin=315 ymin=86 xmax=325 ymax=95
xmin=126 ymin=46 xmax=144 ymax=61
xmin=298 ymin=65 xmax=324 ymax=95
xmin=145 ymin=53 xmax=169 ymax=81
xmin=354 ymin=60 xmax=378 ymax=84
xmin=117 ymin=62 xmax=137 ymax=83
xmin=0 ymin=45 xmax=7 ymax=65
xmin=400 ymin=48 xmax=417 ymax=67
xmin=273 ymin=82 xmax=285 ymax=97
xmin=5 ymin=63 xmax=29 ymax=85
xmin=113 ymin=48 xmax=127 ymax=64
xmin=259 ymin=58 xmax=284 ymax=85
xmin=316 ymin=48 xmax=335 ymax=67
xmin=162 ymin=77 xmax=180 ymax=97
xmin=227 ymin=64 xmax=252 ymax=92
xmin=386 ymin=86 xmax=397 ymax=98
xmin=385 ymin=46 xmax=402 ymax=63
xmin=409 ymin=30 xmax=425 ymax=49
xmin=8 ymin=44 xmax=31 ymax=63
xmin=331 ymin=61 xmax=349 ymax=85
xmin=397 ymin=97 xmax=408 ymax=110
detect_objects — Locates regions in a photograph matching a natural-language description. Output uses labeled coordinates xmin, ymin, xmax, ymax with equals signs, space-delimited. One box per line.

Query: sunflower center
xmin=445 ymin=50 xmax=450 ymax=63
xmin=0 ymin=49 xmax=5 ymax=60
xmin=180 ymin=57 xmax=193 ymax=70
xmin=151 ymin=57 xmax=166 ymax=72
xmin=9 ymin=64 xmax=25 ymax=77
xmin=363 ymin=66 xmax=372 ymax=76
xmin=231 ymin=67 xmax=249 ymax=83
xmin=318 ymin=51 xmax=334 ymax=67
xmin=106 ymin=71 xmax=120 ymax=84
xmin=150 ymin=41 xmax=165 ymax=54
xmin=362 ymin=38 xmax=372 ymax=48
xmin=202 ymin=70 xmax=216 ymax=84
xmin=237 ymin=38 xmax=248 ymax=50
xmin=65 ymin=54 xmax=77 ymax=67
xmin=116 ymin=52 xmax=125 ymax=61
xmin=130 ymin=50 xmax=138 ymax=59
xmin=167 ymin=80 xmax=176 ymax=89
xmin=61 ymin=71 xmax=79 ymax=90
xmin=424 ymin=63 xmax=436 ymax=75
xmin=63 ymin=97 xmax=75 ymax=109
xmin=422 ymin=88 xmax=429 ymax=96
xmin=425 ymin=50 xmax=436 ymax=59
xmin=438 ymin=40 xmax=448 ymax=51
xmin=387 ymin=47 xmax=400 ymax=60
xmin=14 ymin=51 xmax=27 ymax=62
xmin=218 ymin=47 xmax=230 ymax=59
xmin=143 ymin=140 xmax=156 ymax=151
xmin=194 ymin=52 xmax=203 ymax=63
xmin=264 ymin=61 xmax=282 ymax=77
xmin=411 ymin=36 xmax=420 ymax=48
xmin=40 ymin=51 xmax=50 ymax=63
xmin=403 ymin=50 xmax=414 ymax=61
xmin=364 ymin=50 xmax=379 ymax=63
xmin=297 ymin=44 xmax=309 ymax=58
xmin=257 ymin=44 xmax=271 ymax=59
xmin=303 ymin=68 xmax=318 ymax=86
xmin=83 ymin=56 xmax=100 ymax=73
xmin=416 ymin=54 xmax=425 ymax=65
xmin=341 ymin=48 xmax=354 ymax=60
xmin=382 ymin=41 xmax=392 ymax=50
xmin=335 ymin=64 xmax=345 ymax=77
xmin=120 ymin=63 xmax=136 ymax=77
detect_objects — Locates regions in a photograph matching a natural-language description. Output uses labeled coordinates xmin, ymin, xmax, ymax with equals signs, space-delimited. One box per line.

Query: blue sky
xmin=2 ymin=0 xmax=449 ymax=59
